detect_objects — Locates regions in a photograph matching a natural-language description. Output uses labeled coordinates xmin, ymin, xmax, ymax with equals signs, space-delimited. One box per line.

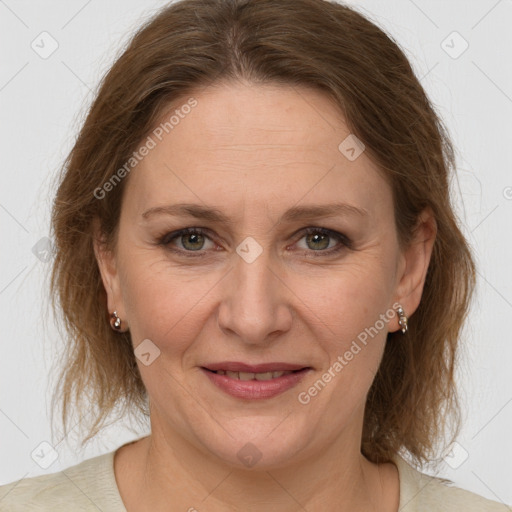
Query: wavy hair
xmin=50 ymin=0 xmax=475 ymax=466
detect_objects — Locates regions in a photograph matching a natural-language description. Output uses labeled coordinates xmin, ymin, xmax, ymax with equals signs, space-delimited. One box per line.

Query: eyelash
xmin=158 ymin=227 xmax=352 ymax=258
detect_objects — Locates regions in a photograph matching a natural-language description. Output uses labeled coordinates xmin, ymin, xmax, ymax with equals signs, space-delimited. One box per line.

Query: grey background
xmin=0 ymin=0 xmax=511 ymax=506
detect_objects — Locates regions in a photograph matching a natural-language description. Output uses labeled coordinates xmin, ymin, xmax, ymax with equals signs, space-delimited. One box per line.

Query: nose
xmin=217 ymin=247 xmax=293 ymax=347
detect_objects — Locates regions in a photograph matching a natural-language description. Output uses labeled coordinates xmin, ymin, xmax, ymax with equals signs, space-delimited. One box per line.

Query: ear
xmin=390 ymin=207 xmax=436 ymax=333
xmin=92 ymin=218 xmax=127 ymax=329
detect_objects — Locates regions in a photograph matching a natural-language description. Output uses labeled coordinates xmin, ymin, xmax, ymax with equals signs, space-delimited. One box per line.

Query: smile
xmin=201 ymin=365 xmax=311 ymax=400
xmin=211 ymin=370 xmax=294 ymax=380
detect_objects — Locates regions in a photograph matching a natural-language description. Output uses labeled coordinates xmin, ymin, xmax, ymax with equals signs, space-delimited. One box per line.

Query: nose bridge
xmin=217 ymin=244 xmax=291 ymax=343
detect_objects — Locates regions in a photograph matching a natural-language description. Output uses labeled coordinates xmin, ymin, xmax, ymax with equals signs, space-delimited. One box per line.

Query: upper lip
xmin=203 ymin=362 xmax=309 ymax=373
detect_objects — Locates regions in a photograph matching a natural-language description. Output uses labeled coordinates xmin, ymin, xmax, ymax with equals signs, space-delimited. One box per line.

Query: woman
xmin=0 ymin=0 xmax=509 ymax=510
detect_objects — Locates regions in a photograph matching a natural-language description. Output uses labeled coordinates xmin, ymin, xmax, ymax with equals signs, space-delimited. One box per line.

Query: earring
xmin=110 ymin=311 xmax=122 ymax=331
xmin=396 ymin=305 xmax=408 ymax=334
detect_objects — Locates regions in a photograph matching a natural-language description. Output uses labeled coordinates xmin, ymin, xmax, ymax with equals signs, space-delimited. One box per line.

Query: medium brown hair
xmin=50 ymin=0 xmax=475 ymax=466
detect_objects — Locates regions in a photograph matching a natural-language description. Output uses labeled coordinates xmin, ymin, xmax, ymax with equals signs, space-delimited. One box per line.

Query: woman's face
xmin=96 ymin=82 xmax=432 ymax=469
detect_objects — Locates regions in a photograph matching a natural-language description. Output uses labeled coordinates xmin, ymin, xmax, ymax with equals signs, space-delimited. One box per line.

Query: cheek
xmin=297 ymin=260 xmax=395 ymax=344
xmin=278 ymin=270 xmax=393 ymax=452
xmin=291 ymin=259 xmax=395 ymax=401
xmin=118 ymin=250 xmax=222 ymax=354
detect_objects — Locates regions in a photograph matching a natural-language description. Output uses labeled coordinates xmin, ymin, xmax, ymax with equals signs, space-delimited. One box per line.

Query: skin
xmin=94 ymin=81 xmax=436 ymax=511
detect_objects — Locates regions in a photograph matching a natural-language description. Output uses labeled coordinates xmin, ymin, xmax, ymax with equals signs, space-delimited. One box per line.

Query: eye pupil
xmin=182 ymin=233 xmax=204 ymax=251
xmin=306 ymin=232 xmax=329 ymax=250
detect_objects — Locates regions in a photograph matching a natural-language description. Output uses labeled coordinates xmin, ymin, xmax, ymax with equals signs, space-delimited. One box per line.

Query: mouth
xmin=205 ymin=369 xmax=298 ymax=381
xmin=201 ymin=362 xmax=312 ymax=399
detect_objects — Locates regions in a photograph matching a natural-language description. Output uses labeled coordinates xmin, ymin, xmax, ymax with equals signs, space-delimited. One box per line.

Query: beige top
xmin=0 ymin=446 xmax=509 ymax=511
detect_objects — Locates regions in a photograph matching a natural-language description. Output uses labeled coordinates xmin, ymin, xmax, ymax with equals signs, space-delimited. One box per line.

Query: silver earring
xmin=110 ymin=311 xmax=122 ymax=331
xmin=396 ymin=305 xmax=408 ymax=334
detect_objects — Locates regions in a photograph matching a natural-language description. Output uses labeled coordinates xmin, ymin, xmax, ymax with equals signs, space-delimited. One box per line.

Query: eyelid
xmin=159 ymin=227 xmax=218 ymax=256
xmin=159 ymin=227 xmax=214 ymax=245
xmin=297 ymin=226 xmax=351 ymax=245
xmin=158 ymin=226 xmax=352 ymax=256
xmin=290 ymin=226 xmax=352 ymax=255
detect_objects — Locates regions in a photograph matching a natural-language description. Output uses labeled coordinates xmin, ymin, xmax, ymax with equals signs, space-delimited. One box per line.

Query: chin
xmin=191 ymin=415 xmax=315 ymax=471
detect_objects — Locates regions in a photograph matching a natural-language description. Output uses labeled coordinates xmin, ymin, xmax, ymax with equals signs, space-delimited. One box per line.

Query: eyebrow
xmin=141 ymin=202 xmax=368 ymax=224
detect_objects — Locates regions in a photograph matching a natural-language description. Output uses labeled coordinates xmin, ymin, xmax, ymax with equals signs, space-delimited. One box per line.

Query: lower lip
xmin=201 ymin=368 xmax=311 ymax=399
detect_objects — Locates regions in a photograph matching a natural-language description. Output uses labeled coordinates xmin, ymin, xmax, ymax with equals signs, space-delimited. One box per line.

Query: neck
xmin=116 ymin=427 xmax=397 ymax=512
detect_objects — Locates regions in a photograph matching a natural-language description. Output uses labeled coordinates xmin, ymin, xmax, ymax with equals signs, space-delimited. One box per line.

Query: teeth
xmin=214 ymin=370 xmax=294 ymax=380
xmin=255 ymin=372 xmax=273 ymax=381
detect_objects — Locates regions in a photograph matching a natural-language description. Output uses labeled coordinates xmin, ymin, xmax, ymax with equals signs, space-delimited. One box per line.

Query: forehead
xmin=123 ymin=82 xmax=391 ymax=221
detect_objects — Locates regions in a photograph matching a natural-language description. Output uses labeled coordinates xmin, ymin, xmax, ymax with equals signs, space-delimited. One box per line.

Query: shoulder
xmin=0 ymin=450 xmax=126 ymax=512
xmin=393 ymin=455 xmax=511 ymax=511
